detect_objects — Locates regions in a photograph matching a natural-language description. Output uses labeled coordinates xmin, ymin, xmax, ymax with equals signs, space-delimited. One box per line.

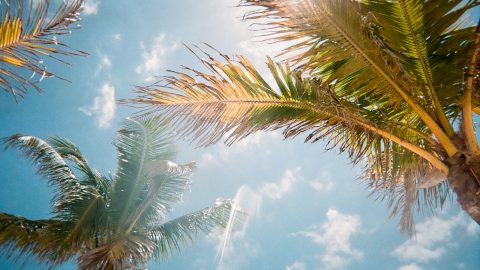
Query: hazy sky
xmin=0 ymin=1 xmax=479 ymax=270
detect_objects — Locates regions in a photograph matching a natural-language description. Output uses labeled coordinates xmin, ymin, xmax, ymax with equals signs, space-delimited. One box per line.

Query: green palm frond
xmin=240 ymin=0 xmax=474 ymax=156
xmin=124 ymin=160 xmax=196 ymax=231
xmin=148 ymin=199 xmax=233 ymax=259
xmin=363 ymin=0 xmax=478 ymax=134
xmin=0 ymin=0 xmax=87 ymax=100
xmin=2 ymin=134 xmax=109 ymax=248
xmin=110 ymin=117 xmax=178 ymax=231
xmin=0 ymin=212 xmax=77 ymax=266
xmin=77 ymin=233 xmax=155 ymax=270
xmin=48 ymin=136 xmax=110 ymax=195
xmin=3 ymin=134 xmax=82 ymax=212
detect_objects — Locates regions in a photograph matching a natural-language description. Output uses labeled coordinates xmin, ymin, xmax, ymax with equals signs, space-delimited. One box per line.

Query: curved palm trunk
xmin=447 ymin=153 xmax=480 ymax=224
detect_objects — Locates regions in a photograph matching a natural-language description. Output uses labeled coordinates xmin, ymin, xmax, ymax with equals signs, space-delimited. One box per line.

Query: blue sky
xmin=0 ymin=0 xmax=479 ymax=269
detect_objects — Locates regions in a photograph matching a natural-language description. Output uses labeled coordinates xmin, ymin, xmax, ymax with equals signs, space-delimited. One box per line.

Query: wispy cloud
xmin=135 ymin=33 xmax=179 ymax=81
xmin=78 ymin=83 xmax=116 ymax=128
xmin=391 ymin=213 xmax=469 ymax=263
xmin=397 ymin=264 xmax=423 ymax=270
xmin=292 ymin=208 xmax=363 ymax=270
xmin=260 ymin=167 xmax=301 ymax=200
xmin=113 ymin=33 xmax=121 ymax=42
xmin=466 ymin=219 xmax=480 ymax=236
xmin=286 ymin=261 xmax=306 ymax=270
xmin=310 ymin=180 xmax=333 ymax=192
xmin=309 ymin=171 xmax=333 ymax=192
xmin=94 ymin=51 xmax=111 ymax=76
xmin=82 ymin=0 xmax=99 ymax=15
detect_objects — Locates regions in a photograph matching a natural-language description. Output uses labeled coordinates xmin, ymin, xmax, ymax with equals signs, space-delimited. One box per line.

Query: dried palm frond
xmin=0 ymin=0 xmax=87 ymax=101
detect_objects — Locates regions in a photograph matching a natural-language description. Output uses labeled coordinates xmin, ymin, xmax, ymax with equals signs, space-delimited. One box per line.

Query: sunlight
xmin=216 ymin=185 xmax=261 ymax=269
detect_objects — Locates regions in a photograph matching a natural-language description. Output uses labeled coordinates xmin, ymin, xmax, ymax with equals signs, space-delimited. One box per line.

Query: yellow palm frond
xmin=0 ymin=0 xmax=87 ymax=100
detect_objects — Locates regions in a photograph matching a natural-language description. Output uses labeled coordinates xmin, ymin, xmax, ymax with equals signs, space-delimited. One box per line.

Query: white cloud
xmin=135 ymin=33 xmax=179 ymax=81
xmin=397 ymin=264 xmax=423 ymax=270
xmin=293 ymin=208 xmax=362 ymax=270
xmin=78 ymin=83 xmax=116 ymax=128
xmin=392 ymin=214 xmax=463 ymax=263
xmin=113 ymin=33 xmax=121 ymax=42
xmin=310 ymin=180 xmax=333 ymax=192
xmin=286 ymin=261 xmax=306 ymax=270
xmin=466 ymin=220 xmax=480 ymax=236
xmin=310 ymin=171 xmax=333 ymax=192
xmin=82 ymin=0 xmax=99 ymax=15
xmin=260 ymin=167 xmax=300 ymax=199
xmin=200 ymin=152 xmax=218 ymax=168
xmin=94 ymin=51 xmax=111 ymax=76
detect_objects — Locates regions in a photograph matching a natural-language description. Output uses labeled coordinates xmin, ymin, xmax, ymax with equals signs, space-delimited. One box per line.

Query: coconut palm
xmin=0 ymin=118 xmax=233 ymax=269
xmin=126 ymin=0 xmax=480 ymax=233
xmin=0 ymin=0 xmax=87 ymax=101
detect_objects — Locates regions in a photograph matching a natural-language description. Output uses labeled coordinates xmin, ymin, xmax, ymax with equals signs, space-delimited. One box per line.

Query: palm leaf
xmin=77 ymin=233 xmax=154 ymax=270
xmin=148 ymin=199 xmax=233 ymax=259
xmin=3 ymin=134 xmax=83 ymax=213
xmin=3 ymin=134 xmax=109 ymax=249
xmin=0 ymin=0 xmax=87 ymax=100
xmin=362 ymin=148 xmax=450 ymax=234
xmin=110 ymin=117 xmax=177 ymax=232
xmin=240 ymin=0 xmax=460 ymax=155
xmin=0 ymin=212 xmax=77 ymax=266
xmin=48 ymin=136 xmax=110 ymax=196
xmin=126 ymin=49 xmax=446 ymax=172
xmin=123 ymin=160 xmax=196 ymax=233
xmin=363 ymin=0 xmax=479 ymax=134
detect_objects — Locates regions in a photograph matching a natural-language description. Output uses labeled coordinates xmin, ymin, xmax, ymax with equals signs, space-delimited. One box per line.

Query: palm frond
xmin=77 ymin=233 xmax=154 ymax=270
xmin=362 ymin=149 xmax=450 ymax=234
xmin=240 ymin=0 xmax=459 ymax=155
xmin=148 ymin=199 xmax=233 ymax=259
xmin=123 ymin=160 xmax=196 ymax=233
xmin=48 ymin=136 xmax=110 ymax=195
xmin=3 ymin=134 xmax=109 ymax=247
xmin=0 ymin=212 xmax=77 ymax=266
xmin=363 ymin=0 xmax=479 ymax=134
xmin=3 ymin=134 xmax=82 ymax=213
xmin=126 ymin=49 xmax=447 ymax=173
xmin=110 ymin=117 xmax=177 ymax=232
xmin=0 ymin=0 xmax=87 ymax=100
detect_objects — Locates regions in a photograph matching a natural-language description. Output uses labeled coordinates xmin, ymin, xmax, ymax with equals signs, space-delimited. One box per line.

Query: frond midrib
xmin=397 ymin=0 xmax=453 ymax=136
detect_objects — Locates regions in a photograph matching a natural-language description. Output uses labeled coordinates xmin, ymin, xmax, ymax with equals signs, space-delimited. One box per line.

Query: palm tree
xmin=0 ymin=118 xmax=233 ymax=269
xmin=0 ymin=0 xmax=87 ymax=101
xmin=126 ymin=0 xmax=480 ymax=233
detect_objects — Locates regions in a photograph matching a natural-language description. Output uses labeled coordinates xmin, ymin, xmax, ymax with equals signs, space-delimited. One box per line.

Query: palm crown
xmin=0 ymin=118 xmax=233 ymax=269
xmin=127 ymin=0 xmax=480 ymax=233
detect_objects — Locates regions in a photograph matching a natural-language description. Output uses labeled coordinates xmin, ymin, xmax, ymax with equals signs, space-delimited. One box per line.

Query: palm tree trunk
xmin=447 ymin=153 xmax=480 ymax=224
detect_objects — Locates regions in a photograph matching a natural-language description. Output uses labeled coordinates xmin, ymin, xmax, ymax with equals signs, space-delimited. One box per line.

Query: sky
xmin=0 ymin=0 xmax=479 ymax=269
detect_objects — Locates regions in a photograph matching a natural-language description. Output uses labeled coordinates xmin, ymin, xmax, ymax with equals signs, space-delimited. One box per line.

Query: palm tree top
xmin=0 ymin=118 xmax=234 ymax=269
